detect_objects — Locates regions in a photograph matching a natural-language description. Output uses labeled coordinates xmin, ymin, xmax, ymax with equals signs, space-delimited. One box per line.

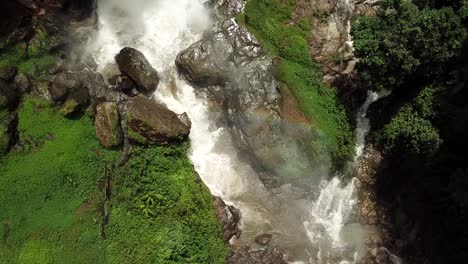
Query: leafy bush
xmin=381 ymin=107 xmax=442 ymax=154
xmin=380 ymin=86 xmax=441 ymax=155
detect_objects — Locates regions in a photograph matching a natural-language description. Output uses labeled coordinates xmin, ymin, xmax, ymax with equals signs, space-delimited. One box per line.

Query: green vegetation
xmin=0 ymin=97 xmax=115 ymax=262
xmin=0 ymin=33 xmax=56 ymax=78
xmin=241 ymin=0 xmax=354 ymax=169
xmin=107 ymin=144 xmax=228 ymax=263
xmin=352 ymin=0 xmax=464 ymax=91
xmin=0 ymin=97 xmax=227 ymax=263
xmin=380 ymin=87 xmax=442 ymax=155
xmin=352 ymin=0 xmax=468 ymax=261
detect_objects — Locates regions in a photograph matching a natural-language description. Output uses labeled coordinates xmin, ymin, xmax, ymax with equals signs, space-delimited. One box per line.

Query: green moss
xmin=242 ymin=0 xmax=354 ymax=168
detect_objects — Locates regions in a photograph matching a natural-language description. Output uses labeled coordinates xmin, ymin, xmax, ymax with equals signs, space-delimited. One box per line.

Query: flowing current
xmin=90 ymin=0 xmax=381 ymax=262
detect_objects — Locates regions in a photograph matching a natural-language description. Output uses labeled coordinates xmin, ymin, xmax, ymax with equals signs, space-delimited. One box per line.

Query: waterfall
xmin=90 ymin=0 xmax=389 ymax=262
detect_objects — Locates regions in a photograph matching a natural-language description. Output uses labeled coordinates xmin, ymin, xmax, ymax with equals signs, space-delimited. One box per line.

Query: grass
xmin=0 ymin=97 xmax=227 ymax=263
xmin=0 ymin=97 xmax=116 ymax=262
xmin=107 ymin=144 xmax=228 ymax=263
xmin=240 ymin=0 xmax=354 ymax=169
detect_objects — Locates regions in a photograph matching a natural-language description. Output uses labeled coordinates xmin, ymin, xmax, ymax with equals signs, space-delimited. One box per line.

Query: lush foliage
xmin=107 ymin=144 xmax=228 ymax=263
xmin=0 ymin=97 xmax=115 ymax=262
xmin=241 ymin=0 xmax=354 ymax=169
xmin=0 ymin=98 xmax=227 ymax=263
xmin=352 ymin=0 xmax=465 ymax=91
xmin=380 ymin=87 xmax=442 ymax=155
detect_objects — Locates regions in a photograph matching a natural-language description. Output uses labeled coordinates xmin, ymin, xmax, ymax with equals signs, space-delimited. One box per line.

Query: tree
xmin=352 ymin=0 xmax=465 ymax=91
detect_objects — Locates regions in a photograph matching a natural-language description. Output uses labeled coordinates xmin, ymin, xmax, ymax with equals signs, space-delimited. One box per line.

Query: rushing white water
xmin=354 ymin=90 xmax=391 ymax=161
xmin=90 ymin=0 xmax=383 ymax=262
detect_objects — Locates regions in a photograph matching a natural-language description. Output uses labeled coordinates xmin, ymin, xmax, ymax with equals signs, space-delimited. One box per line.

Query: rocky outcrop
xmin=115 ymin=47 xmax=159 ymax=95
xmin=291 ymin=0 xmax=381 ymax=84
xmin=176 ymin=0 xmax=307 ymax=188
xmin=95 ymin=102 xmax=123 ymax=148
xmin=125 ymin=96 xmax=190 ymax=145
xmin=213 ymin=197 xmax=241 ymax=243
xmin=228 ymin=246 xmax=287 ymax=264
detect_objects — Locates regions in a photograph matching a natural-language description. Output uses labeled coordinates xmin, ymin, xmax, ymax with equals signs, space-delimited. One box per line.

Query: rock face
xmin=95 ymin=102 xmax=123 ymax=147
xmin=125 ymin=96 xmax=190 ymax=145
xmin=213 ymin=197 xmax=241 ymax=243
xmin=176 ymin=0 xmax=309 ymax=188
xmin=115 ymin=47 xmax=159 ymax=95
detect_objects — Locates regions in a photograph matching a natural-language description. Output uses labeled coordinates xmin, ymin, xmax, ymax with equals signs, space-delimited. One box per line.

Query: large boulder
xmin=115 ymin=47 xmax=159 ymax=95
xmin=95 ymin=102 xmax=123 ymax=147
xmin=125 ymin=96 xmax=190 ymax=145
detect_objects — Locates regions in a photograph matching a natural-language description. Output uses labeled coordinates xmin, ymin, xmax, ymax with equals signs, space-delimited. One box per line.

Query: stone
xmin=115 ymin=47 xmax=159 ymax=95
xmin=0 ymin=67 xmax=18 ymax=81
xmin=255 ymin=234 xmax=273 ymax=246
xmin=228 ymin=246 xmax=287 ymax=264
xmin=95 ymin=102 xmax=123 ymax=147
xmin=109 ymin=74 xmax=138 ymax=96
xmin=213 ymin=197 xmax=241 ymax=242
xmin=14 ymin=72 xmax=30 ymax=93
xmin=126 ymin=96 xmax=190 ymax=145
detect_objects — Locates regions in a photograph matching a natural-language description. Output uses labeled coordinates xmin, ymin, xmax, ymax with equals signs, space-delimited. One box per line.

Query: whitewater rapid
xmin=90 ymin=0 xmax=381 ymax=262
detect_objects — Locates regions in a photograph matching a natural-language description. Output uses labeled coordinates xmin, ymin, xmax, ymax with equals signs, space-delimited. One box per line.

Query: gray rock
xmin=228 ymin=246 xmax=287 ymax=264
xmin=95 ymin=102 xmax=123 ymax=147
xmin=14 ymin=72 xmax=30 ymax=93
xmin=115 ymin=47 xmax=159 ymax=95
xmin=126 ymin=96 xmax=190 ymax=145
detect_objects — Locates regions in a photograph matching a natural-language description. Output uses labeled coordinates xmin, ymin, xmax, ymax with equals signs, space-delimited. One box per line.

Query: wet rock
xmin=108 ymin=74 xmax=138 ymax=96
xmin=126 ymin=96 xmax=190 ymax=145
xmin=115 ymin=47 xmax=159 ymax=95
xmin=14 ymin=72 xmax=30 ymax=93
xmin=95 ymin=102 xmax=123 ymax=147
xmin=176 ymin=1 xmax=284 ymax=181
xmin=175 ymin=39 xmax=232 ymax=86
xmin=213 ymin=197 xmax=241 ymax=242
xmin=0 ymin=80 xmax=19 ymax=110
xmin=255 ymin=234 xmax=272 ymax=246
xmin=50 ymin=72 xmax=89 ymax=107
xmin=228 ymin=246 xmax=287 ymax=264
xmin=0 ymin=67 xmax=18 ymax=81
